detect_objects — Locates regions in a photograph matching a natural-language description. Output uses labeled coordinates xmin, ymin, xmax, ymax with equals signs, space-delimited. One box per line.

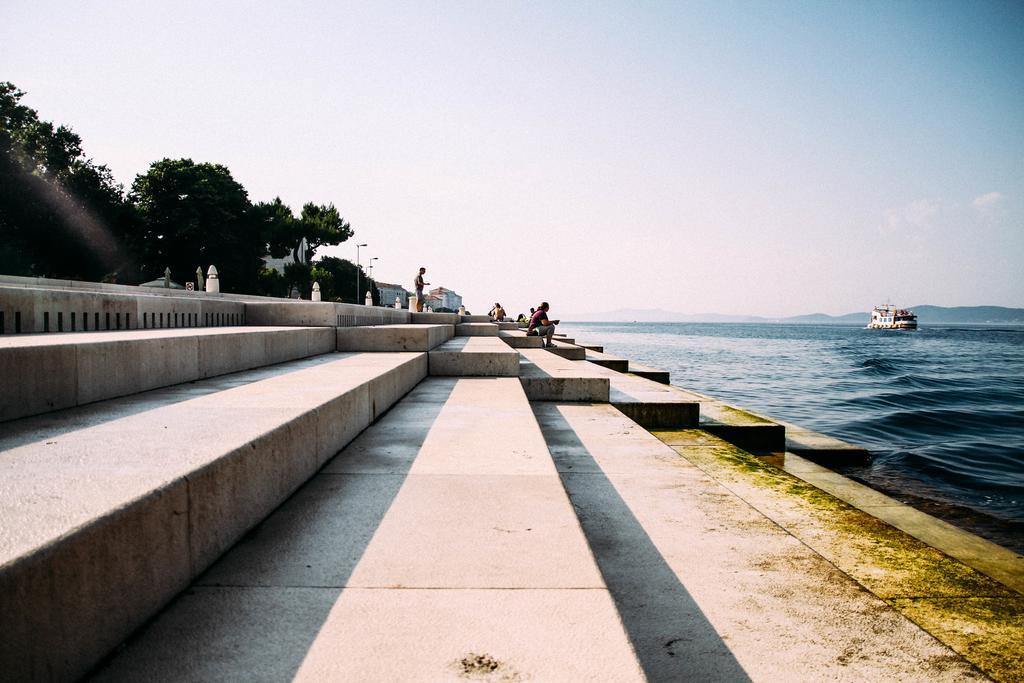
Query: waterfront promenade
xmin=1 ymin=277 xmax=1021 ymax=682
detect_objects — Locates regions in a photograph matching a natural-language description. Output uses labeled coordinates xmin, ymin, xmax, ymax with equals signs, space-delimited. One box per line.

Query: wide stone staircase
xmin=1 ymin=285 xmax=1019 ymax=681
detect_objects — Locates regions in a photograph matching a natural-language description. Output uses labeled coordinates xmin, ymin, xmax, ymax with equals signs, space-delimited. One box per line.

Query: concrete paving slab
xmin=428 ymin=337 xmax=519 ymax=376
xmin=91 ymin=587 xmax=645 ymax=683
xmin=344 ymin=474 xmax=606 ymax=588
xmin=336 ymin=323 xmax=453 ymax=351
xmin=517 ymin=349 xmax=609 ymax=402
xmin=654 ymin=429 xmax=1023 ymax=676
xmin=454 ymin=322 xmax=498 ymax=336
xmin=293 ymin=589 xmax=645 ymax=681
xmin=886 ymin=596 xmax=1024 ymax=683
xmin=91 ymin=376 xmax=645 ymax=681
xmin=540 ymin=404 xmax=986 ymax=682
xmin=855 ymin=503 xmax=1024 ymax=595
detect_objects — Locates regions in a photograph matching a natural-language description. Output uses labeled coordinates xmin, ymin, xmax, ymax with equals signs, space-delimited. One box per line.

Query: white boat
xmin=867 ymin=304 xmax=918 ymax=330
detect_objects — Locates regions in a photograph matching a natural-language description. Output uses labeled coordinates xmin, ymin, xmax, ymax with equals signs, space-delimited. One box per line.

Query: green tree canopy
xmin=129 ymin=158 xmax=264 ymax=292
xmin=299 ymin=203 xmax=352 ymax=260
xmin=252 ymin=197 xmax=298 ymax=260
xmin=310 ymin=256 xmax=379 ymax=304
xmin=0 ymin=82 xmax=136 ymax=280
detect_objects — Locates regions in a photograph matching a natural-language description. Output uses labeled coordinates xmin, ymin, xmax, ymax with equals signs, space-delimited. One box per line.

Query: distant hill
xmin=567 ymin=305 xmax=1024 ymax=325
xmin=911 ymin=305 xmax=1024 ymax=324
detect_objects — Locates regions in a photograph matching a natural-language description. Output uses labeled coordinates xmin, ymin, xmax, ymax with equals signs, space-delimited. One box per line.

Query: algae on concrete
xmin=651 ymin=428 xmax=1024 ymax=683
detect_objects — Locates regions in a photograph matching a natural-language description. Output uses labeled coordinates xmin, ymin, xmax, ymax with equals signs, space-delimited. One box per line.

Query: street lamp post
xmin=355 ymin=243 xmax=367 ymax=304
xmin=367 ymin=257 xmax=379 ymax=305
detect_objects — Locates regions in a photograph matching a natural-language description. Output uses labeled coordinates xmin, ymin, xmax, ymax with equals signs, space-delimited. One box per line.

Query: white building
xmin=429 ymin=287 xmax=462 ymax=311
xmin=376 ymin=281 xmax=411 ymax=308
xmin=421 ymin=294 xmax=443 ymax=311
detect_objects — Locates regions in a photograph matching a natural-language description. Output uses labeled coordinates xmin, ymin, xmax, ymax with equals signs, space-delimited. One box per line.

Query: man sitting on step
xmin=527 ymin=302 xmax=560 ymax=348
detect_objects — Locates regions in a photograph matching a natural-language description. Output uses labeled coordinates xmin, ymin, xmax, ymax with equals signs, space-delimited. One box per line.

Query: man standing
xmin=527 ymin=301 xmax=560 ymax=348
xmin=414 ymin=267 xmax=429 ymax=312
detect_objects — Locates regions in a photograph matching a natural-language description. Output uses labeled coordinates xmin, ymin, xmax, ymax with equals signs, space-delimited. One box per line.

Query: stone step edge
xmin=0 ymin=326 xmax=337 ymax=424
xmin=0 ymin=352 xmax=427 ymax=682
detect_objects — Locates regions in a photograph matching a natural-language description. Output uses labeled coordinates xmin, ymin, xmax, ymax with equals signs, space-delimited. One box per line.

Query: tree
xmin=252 ymin=197 xmax=300 ymax=260
xmin=309 ymin=256 xmax=379 ymax=304
xmin=128 ymin=159 xmax=264 ymax=292
xmin=0 ymin=82 xmax=136 ymax=280
xmin=298 ymin=203 xmax=352 ymax=261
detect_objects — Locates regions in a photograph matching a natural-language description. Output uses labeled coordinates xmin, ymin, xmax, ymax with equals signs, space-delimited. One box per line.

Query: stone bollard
xmin=311 ymin=282 xmax=321 ymax=302
xmin=394 ymin=296 xmax=401 ymax=309
xmin=196 ymin=266 xmax=205 ymax=291
xmin=364 ymin=291 xmax=372 ymax=306
xmin=206 ymin=265 xmax=220 ymax=293
xmin=409 ymin=294 xmax=418 ymax=311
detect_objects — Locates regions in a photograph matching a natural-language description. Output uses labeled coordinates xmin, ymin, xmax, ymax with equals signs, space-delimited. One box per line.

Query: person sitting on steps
xmin=489 ymin=302 xmax=506 ymax=321
xmin=527 ymin=302 xmax=560 ymax=348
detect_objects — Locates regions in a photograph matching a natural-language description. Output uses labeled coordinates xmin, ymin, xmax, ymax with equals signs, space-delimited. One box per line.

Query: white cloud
xmin=883 ymin=199 xmax=940 ymax=232
xmin=972 ymin=191 xmax=1003 ymax=210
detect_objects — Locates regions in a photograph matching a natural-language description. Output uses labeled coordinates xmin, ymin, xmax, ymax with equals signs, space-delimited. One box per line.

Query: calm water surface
xmin=560 ymin=322 xmax=1024 ymax=553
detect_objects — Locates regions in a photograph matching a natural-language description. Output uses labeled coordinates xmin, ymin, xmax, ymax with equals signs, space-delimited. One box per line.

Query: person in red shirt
xmin=527 ymin=302 xmax=560 ymax=348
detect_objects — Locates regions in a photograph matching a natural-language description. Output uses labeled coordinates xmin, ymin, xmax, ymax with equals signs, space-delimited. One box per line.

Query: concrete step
xmin=518 ymin=349 xmax=609 ymax=402
xmin=575 ymin=341 xmax=605 ymax=352
xmin=428 ymin=337 xmax=519 ymax=376
xmin=585 ymin=364 xmax=698 ymax=428
xmin=664 ymin=388 xmax=785 ymax=452
xmin=91 ymin=377 xmax=647 ymax=680
xmin=779 ymin=421 xmax=869 ymax=462
xmin=585 ymin=348 xmax=629 ymax=372
xmin=628 ymin=362 xmax=669 ymax=384
xmin=410 ymin=311 xmax=459 ymax=324
xmin=459 ymin=314 xmax=491 ymax=323
xmin=543 ymin=339 xmax=585 ymax=360
xmin=0 ymin=326 xmax=335 ymax=423
xmin=552 ymin=334 xmax=576 ymax=344
xmin=455 ymin=322 xmax=498 ymax=336
xmin=532 ymin=403 xmax=984 ymax=681
xmin=336 ymin=323 xmax=453 ymax=352
xmin=0 ymin=351 xmax=427 ymax=682
xmin=497 ymin=329 xmax=544 ymax=348
xmin=496 ymin=321 xmax=518 ymax=330
xmin=245 ymin=301 xmax=409 ymax=327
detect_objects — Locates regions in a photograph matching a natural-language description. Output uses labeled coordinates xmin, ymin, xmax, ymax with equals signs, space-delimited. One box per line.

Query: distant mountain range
xmin=566 ymin=305 xmax=1024 ymax=325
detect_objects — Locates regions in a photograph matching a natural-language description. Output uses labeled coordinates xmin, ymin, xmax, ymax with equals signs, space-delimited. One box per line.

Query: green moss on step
xmin=652 ymin=428 xmax=1023 ymax=681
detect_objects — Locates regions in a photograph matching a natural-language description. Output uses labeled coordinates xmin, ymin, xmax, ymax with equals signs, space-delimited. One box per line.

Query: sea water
xmin=560 ymin=322 xmax=1024 ymax=553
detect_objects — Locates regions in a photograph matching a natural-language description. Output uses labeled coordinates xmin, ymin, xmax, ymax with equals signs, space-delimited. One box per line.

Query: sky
xmin=2 ymin=0 xmax=1022 ymax=317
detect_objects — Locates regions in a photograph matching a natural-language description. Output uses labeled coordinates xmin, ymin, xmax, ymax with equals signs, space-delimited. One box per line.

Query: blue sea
xmin=560 ymin=322 xmax=1024 ymax=553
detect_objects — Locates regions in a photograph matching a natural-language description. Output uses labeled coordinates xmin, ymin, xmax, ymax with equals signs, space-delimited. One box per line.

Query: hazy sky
xmin=3 ymin=1 xmax=1022 ymax=316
